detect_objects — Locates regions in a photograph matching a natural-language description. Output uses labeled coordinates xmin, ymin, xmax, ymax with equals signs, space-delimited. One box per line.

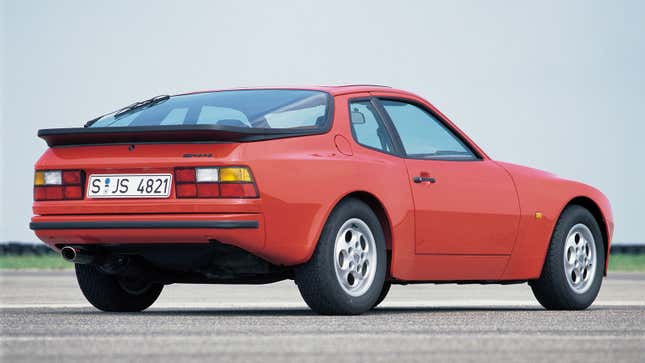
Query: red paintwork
xmin=31 ymin=85 xmax=614 ymax=281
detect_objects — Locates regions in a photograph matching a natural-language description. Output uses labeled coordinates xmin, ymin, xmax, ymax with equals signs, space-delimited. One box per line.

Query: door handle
xmin=413 ymin=176 xmax=436 ymax=184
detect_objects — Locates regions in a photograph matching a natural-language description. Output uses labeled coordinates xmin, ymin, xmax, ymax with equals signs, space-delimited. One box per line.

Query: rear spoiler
xmin=38 ymin=125 xmax=324 ymax=147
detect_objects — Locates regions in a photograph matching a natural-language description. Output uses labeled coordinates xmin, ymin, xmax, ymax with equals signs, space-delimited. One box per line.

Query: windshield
xmin=90 ymin=89 xmax=331 ymax=130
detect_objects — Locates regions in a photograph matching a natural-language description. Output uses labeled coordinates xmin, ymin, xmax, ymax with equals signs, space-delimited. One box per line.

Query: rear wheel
xmin=530 ymin=205 xmax=604 ymax=310
xmin=75 ymin=264 xmax=163 ymax=312
xmin=295 ymin=199 xmax=386 ymax=315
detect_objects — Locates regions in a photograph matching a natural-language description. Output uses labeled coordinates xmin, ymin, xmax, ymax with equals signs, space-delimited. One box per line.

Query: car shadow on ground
xmin=45 ymin=306 xmax=550 ymax=317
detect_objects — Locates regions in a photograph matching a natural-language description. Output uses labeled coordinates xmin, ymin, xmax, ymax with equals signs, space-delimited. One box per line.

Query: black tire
xmin=75 ymin=264 xmax=163 ymax=312
xmin=372 ymin=281 xmax=391 ymax=309
xmin=295 ymin=198 xmax=387 ymax=315
xmin=530 ymin=205 xmax=605 ymax=310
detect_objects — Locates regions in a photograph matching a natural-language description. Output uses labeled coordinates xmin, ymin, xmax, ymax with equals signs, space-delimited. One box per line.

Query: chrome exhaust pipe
xmin=61 ymin=246 xmax=95 ymax=264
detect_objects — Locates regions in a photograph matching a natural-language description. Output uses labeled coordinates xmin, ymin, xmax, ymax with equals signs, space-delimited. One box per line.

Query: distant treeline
xmin=1 ymin=243 xmax=56 ymax=256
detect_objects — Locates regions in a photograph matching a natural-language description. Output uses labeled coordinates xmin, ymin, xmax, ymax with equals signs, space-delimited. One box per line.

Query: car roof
xmin=179 ymin=85 xmax=420 ymax=98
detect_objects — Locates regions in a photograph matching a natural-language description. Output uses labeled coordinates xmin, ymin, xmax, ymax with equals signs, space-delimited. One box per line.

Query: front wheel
xmin=295 ymin=198 xmax=387 ymax=315
xmin=530 ymin=205 xmax=605 ymax=310
xmin=75 ymin=264 xmax=163 ymax=312
xmin=372 ymin=281 xmax=391 ymax=309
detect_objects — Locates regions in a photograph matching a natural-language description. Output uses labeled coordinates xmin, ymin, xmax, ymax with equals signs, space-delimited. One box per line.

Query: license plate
xmin=87 ymin=174 xmax=172 ymax=198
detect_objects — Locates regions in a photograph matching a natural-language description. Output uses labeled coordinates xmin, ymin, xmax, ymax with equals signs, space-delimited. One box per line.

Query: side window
xmin=381 ymin=100 xmax=477 ymax=160
xmin=349 ymin=100 xmax=395 ymax=153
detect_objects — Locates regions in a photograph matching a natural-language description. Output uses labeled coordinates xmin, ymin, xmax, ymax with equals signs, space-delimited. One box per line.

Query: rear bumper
xmin=31 ymin=213 xmax=265 ymax=256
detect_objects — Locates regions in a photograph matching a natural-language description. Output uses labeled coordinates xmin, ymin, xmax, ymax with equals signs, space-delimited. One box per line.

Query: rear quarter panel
xmin=498 ymin=162 xmax=614 ymax=279
xmin=242 ymin=93 xmax=415 ymax=265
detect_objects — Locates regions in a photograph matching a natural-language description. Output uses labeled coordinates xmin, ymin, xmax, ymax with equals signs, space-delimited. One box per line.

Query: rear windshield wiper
xmin=84 ymin=95 xmax=170 ymax=127
xmin=113 ymin=95 xmax=170 ymax=119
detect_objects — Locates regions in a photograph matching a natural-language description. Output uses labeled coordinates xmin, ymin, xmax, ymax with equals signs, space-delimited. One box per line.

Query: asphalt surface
xmin=1 ymin=271 xmax=644 ymax=362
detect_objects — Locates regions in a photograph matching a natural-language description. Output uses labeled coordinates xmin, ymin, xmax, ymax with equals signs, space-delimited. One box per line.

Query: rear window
xmin=90 ymin=90 xmax=331 ymax=130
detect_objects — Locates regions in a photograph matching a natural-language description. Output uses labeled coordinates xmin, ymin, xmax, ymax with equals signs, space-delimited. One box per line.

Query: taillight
xmin=175 ymin=168 xmax=196 ymax=183
xmin=174 ymin=167 xmax=258 ymax=198
xmin=34 ymin=170 xmax=83 ymax=201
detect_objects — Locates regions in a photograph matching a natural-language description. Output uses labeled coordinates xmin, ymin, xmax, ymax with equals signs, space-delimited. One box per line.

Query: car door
xmin=376 ymin=98 xmax=520 ymax=255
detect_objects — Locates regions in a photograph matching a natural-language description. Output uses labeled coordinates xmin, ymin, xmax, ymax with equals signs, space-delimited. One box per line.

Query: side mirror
xmin=351 ymin=110 xmax=366 ymax=125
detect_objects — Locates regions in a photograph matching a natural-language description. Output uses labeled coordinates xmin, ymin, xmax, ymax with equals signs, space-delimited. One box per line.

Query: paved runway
xmin=1 ymin=271 xmax=644 ymax=362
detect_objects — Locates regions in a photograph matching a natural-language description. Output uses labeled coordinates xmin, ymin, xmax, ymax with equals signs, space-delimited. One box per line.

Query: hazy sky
xmin=2 ymin=0 xmax=644 ymax=243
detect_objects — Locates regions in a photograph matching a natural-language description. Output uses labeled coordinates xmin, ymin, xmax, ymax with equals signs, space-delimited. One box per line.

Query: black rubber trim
xmin=37 ymin=125 xmax=328 ymax=147
xmin=29 ymin=220 xmax=259 ymax=230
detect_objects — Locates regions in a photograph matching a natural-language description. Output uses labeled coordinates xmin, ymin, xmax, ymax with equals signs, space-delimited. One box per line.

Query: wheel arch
xmin=335 ymin=191 xmax=393 ymax=251
xmin=561 ymin=196 xmax=610 ymax=274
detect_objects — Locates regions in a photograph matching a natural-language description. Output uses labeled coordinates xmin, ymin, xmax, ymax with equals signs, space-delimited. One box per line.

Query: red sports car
xmin=31 ymin=85 xmax=613 ymax=314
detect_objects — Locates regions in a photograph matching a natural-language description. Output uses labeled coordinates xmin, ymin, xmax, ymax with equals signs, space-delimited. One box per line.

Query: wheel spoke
xmin=354 ymin=232 xmax=364 ymax=251
xmin=347 ymin=229 xmax=355 ymax=243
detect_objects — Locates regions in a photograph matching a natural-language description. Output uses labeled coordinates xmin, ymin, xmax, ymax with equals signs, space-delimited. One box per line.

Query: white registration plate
xmin=87 ymin=174 xmax=172 ymax=199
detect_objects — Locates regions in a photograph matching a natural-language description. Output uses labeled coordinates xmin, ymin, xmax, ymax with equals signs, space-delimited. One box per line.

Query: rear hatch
xmin=33 ymin=89 xmax=332 ymax=215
